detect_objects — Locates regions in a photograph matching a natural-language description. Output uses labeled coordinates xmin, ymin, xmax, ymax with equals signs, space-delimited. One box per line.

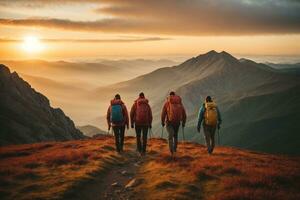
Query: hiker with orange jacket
xmin=197 ymin=96 xmax=222 ymax=154
xmin=161 ymin=91 xmax=187 ymax=156
xmin=130 ymin=92 xmax=153 ymax=156
xmin=106 ymin=94 xmax=129 ymax=153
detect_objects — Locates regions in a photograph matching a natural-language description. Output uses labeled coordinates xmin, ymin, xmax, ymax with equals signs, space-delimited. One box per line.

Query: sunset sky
xmin=0 ymin=0 xmax=300 ymax=61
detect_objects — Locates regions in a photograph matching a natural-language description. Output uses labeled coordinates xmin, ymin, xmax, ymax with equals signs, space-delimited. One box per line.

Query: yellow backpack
xmin=204 ymin=102 xmax=218 ymax=126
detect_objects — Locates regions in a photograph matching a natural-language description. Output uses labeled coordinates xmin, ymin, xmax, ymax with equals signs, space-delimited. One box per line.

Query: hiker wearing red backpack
xmin=106 ymin=94 xmax=129 ymax=153
xmin=197 ymin=96 xmax=222 ymax=154
xmin=161 ymin=91 xmax=187 ymax=156
xmin=130 ymin=92 xmax=153 ymax=156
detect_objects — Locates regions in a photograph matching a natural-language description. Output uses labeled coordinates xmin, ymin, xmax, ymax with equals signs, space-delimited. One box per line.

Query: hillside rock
xmin=0 ymin=64 xmax=84 ymax=145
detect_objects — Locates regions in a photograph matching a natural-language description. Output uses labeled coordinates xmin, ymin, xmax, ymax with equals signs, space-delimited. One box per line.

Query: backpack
xmin=204 ymin=102 xmax=218 ymax=126
xmin=135 ymin=99 xmax=149 ymax=124
xmin=167 ymin=95 xmax=183 ymax=123
xmin=111 ymin=104 xmax=123 ymax=123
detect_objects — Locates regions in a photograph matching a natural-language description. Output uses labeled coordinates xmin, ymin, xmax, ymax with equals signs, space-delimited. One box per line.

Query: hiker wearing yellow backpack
xmin=161 ymin=91 xmax=187 ymax=156
xmin=197 ymin=96 xmax=222 ymax=154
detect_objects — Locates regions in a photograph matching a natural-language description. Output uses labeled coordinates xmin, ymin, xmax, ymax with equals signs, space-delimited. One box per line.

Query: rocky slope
xmin=0 ymin=64 xmax=84 ymax=145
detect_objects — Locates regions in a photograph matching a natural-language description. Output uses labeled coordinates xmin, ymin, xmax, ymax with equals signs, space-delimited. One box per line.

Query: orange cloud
xmin=0 ymin=0 xmax=300 ymax=36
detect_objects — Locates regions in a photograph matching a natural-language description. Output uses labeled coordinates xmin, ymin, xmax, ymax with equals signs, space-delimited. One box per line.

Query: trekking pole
xmin=182 ymin=126 xmax=186 ymax=153
xmin=149 ymin=129 xmax=153 ymax=140
xmin=182 ymin=127 xmax=186 ymax=141
xmin=218 ymin=128 xmax=220 ymax=146
xmin=149 ymin=128 xmax=152 ymax=152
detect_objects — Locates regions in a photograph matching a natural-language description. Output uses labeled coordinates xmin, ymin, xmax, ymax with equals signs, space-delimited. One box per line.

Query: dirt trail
xmin=66 ymin=143 xmax=146 ymax=200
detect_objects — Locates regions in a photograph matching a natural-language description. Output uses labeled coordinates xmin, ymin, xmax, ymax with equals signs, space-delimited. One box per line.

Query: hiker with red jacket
xmin=161 ymin=91 xmax=187 ymax=156
xmin=197 ymin=96 xmax=222 ymax=154
xmin=130 ymin=92 xmax=152 ymax=156
xmin=106 ymin=94 xmax=129 ymax=153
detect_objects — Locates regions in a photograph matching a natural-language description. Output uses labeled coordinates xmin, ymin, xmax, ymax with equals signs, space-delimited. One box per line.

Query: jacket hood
xmin=135 ymin=97 xmax=149 ymax=105
xmin=111 ymin=99 xmax=124 ymax=105
xmin=168 ymin=95 xmax=181 ymax=104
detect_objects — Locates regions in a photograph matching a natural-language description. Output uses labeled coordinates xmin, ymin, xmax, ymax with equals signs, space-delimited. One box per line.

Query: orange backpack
xmin=167 ymin=95 xmax=183 ymax=123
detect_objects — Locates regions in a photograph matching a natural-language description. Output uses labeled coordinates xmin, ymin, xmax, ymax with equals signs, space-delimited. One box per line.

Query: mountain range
xmin=92 ymin=51 xmax=300 ymax=155
xmin=0 ymin=59 xmax=176 ymax=125
xmin=1 ymin=51 xmax=299 ymax=154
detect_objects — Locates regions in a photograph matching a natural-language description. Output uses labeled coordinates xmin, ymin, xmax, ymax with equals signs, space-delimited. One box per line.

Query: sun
xmin=22 ymin=36 xmax=44 ymax=53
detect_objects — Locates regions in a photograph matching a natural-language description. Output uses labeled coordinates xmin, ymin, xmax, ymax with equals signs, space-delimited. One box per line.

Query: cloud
xmin=0 ymin=36 xmax=170 ymax=43
xmin=0 ymin=0 xmax=300 ymax=35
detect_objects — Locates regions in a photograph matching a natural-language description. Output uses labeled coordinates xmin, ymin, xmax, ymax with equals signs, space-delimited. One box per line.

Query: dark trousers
xmin=112 ymin=126 xmax=125 ymax=152
xmin=203 ymin=124 xmax=216 ymax=153
xmin=166 ymin=124 xmax=180 ymax=153
xmin=135 ymin=125 xmax=148 ymax=153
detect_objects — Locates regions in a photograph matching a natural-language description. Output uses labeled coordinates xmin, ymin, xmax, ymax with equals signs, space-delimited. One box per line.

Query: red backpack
xmin=167 ymin=95 xmax=183 ymax=123
xmin=135 ymin=98 xmax=149 ymax=124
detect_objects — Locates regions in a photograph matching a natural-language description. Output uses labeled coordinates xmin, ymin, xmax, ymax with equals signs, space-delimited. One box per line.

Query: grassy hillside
xmin=0 ymin=136 xmax=299 ymax=200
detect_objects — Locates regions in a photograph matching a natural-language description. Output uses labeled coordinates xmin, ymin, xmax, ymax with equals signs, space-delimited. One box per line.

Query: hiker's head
xmin=206 ymin=96 xmax=212 ymax=102
xmin=139 ymin=92 xmax=145 ymax=98
xmin=170 ymin=91 xmax=175 ymax=96
xmin=115 ymin=94 xmax=121 ymax=100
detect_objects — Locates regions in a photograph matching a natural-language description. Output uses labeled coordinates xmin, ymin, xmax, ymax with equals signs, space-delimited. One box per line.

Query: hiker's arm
xmin=217 ymin=107 xmax=222 ymax=124
xmin=197 ymin=105 xmax=205 ymax=128
xmin=123 ymin=105 xmax=129 ymax=128
xmin=130 ymin=103 xmax=136 ymax=127
xmin=106 ymin=106 xmax=111 ymax=129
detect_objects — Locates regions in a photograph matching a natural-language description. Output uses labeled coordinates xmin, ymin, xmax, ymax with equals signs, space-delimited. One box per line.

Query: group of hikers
xmin=106 ymin=91 xmax=222 ymax=156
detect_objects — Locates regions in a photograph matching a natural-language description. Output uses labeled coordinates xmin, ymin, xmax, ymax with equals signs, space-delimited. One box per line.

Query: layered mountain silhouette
xmin=0 ymin=64 xmax=84 ymax=145
xmin=94 ymin=51 xmax=300 ymax=155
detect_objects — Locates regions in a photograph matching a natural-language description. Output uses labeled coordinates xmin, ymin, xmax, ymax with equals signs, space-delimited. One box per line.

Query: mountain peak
xmin=198 ymin=50 xmax=236 ymax=60
xmin=184 ymin=50 xmax=238 ymax=66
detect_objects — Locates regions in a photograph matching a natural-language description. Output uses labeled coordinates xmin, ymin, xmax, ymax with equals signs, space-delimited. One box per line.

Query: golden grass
xmin=0 ymin=136 xmax=135 ymax=200
xmin=0 ymin=136 xmax=299 ymax=200
xmin=133 ymin=139 xmax=300 ymax=200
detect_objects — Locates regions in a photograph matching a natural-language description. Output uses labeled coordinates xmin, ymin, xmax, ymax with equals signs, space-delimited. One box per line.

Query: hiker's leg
xmin=173 ymin=124 xmax=180 ymax=152
xmin=203 ymin=125 xmax=211 ymax=153
xmin=142 ymin=126 xmax=148 ymax=153
xmin=113 ymin=126 xmax=120 ymax=152
xmin=135 ymin=126 xmax=142 ymax=153
xmin=166 ymin=124 xmax=175 ymax=154
xmin=120 ymin=126 xmax=125 ymax=151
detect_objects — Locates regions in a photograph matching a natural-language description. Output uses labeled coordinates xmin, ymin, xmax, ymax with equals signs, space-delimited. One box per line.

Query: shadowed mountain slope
xmin=0 ymin=65 xmax=84 ymax=145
